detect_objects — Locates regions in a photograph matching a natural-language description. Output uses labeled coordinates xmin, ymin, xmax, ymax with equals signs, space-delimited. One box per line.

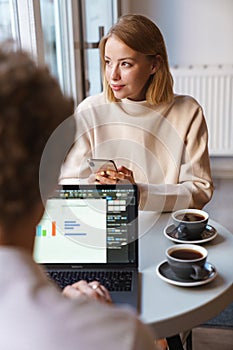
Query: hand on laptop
xmin=62 ymin=280 xmax=112 ymax=304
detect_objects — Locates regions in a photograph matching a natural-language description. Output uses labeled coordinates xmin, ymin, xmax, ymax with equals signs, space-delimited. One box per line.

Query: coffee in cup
xmin=166 ymin=244 xmax=209 ymax=280
xmin=172 ymin=209 xmax=209 ymax=240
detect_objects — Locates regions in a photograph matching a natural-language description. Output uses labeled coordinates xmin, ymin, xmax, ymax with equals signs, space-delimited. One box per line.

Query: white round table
xmin=138 ymin=211 xmax=233 ymax=345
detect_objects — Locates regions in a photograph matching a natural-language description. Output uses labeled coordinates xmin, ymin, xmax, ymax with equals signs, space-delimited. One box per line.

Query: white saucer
xmin=156 ymin=260 xmax=217 ymax=287
xmin=164 ymin=224 xmax=218 ymax=244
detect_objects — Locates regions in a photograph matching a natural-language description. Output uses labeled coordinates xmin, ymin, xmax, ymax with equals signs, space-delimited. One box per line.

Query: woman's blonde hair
xmin=99 ymin=14 xmax=174 ymax=105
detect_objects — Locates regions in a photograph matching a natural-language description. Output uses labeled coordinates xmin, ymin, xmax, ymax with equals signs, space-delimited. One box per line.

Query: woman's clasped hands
xmin=95 ymin=165 xmax=135 ymax=185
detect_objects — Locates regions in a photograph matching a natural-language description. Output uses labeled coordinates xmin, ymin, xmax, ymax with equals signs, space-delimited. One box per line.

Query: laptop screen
xmin=34 ymin=184 xmax=138 ymax=266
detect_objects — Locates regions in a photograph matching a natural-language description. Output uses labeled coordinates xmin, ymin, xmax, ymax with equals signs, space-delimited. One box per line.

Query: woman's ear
xmin=150 ymin=55 xmax=161 ymax=74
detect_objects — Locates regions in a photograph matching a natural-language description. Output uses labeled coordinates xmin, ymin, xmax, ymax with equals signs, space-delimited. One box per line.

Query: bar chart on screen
xmin=36 ymin=219 xmax=56 ymax=237
xmin=33 ymin=197 xmax=107 ymax=264
xmin=36 ymin=218 xmax=87 ymax=238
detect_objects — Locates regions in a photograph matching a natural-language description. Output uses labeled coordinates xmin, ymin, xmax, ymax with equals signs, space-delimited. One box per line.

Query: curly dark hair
xmin=0 ymin=43 xmax=74 ymax=227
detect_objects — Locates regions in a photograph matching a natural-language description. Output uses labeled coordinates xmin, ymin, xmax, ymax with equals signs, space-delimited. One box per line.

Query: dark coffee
xmin=175 ymin=213 xmax=205 ymax=222
xmin=170 ymin=249 xmax=203 ymax=260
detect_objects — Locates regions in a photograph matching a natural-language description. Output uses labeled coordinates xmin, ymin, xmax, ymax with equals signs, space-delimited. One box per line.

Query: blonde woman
xmin=61 ymin=14 xmax=213 ymax=212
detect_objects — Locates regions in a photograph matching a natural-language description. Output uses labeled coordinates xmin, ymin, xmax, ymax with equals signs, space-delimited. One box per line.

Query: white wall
xmin=121 ymin=0 xmax=233 ymax=67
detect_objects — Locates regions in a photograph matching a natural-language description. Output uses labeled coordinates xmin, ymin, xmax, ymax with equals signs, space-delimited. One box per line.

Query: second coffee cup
xmin=166 ymin=244 xmax=209 ymax=280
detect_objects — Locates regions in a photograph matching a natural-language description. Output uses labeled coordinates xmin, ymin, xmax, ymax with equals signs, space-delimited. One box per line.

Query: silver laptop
xmin=34 ymin=184 xmax=139 ymax=310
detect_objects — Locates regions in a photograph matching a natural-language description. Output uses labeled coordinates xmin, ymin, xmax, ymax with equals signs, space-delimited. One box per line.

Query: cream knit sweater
xmin=60 ymin=93 xmax=213 ymax=212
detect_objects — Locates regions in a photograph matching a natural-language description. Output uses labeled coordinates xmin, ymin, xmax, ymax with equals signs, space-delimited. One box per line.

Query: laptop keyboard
xmin=47 ymin=270 xmax=133 ymax=291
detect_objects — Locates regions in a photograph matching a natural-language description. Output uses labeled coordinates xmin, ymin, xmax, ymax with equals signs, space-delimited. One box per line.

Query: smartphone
xmin=87 ymin=158 xmax=118 ymax=173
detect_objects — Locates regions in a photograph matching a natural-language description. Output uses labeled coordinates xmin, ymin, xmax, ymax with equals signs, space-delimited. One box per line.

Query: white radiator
xmin=170 ymin=65 xmax=233 ymax=156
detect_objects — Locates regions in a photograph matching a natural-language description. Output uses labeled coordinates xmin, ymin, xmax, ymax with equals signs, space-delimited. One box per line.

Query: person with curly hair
xmin=0 ymin=43 xmax=157 ymax=350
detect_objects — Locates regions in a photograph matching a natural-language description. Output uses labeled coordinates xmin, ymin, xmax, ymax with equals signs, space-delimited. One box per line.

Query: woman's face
xmin=104 ymin=35 xmax=157 ymax=101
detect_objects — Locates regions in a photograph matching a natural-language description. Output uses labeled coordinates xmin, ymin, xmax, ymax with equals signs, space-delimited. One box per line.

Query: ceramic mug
xmin=172 ymin=208 xmax=209 ymax=240
xmin=166 ymin=244 xmax=209 ymax=280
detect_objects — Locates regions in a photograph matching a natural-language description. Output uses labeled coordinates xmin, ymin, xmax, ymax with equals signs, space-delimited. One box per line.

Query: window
xmin=0 ymin=0 xmax=119 ymax=105
xmin=0 ymin=0 xmax=19 ymax=42
xmin=0 ymin=0 xmax=12 ymax=41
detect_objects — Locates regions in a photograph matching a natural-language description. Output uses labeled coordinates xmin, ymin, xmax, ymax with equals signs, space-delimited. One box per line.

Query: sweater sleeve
xmin=139 ymin=105 xmax=213 ymax=212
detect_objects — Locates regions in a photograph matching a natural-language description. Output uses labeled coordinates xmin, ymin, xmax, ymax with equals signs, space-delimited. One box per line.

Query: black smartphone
xmin=87 ymin=158 xmax=118 ymax=173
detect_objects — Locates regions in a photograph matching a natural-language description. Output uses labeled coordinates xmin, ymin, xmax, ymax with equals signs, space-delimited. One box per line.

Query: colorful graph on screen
xmin=34 ymin=198 xmax=107 ymax=264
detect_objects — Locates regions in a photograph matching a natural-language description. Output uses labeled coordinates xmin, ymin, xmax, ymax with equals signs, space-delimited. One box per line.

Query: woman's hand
xmin=62 ymin=280 xmax=112 ymax=304
xmin=95 ymin=165 xmax=135 ymax=185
